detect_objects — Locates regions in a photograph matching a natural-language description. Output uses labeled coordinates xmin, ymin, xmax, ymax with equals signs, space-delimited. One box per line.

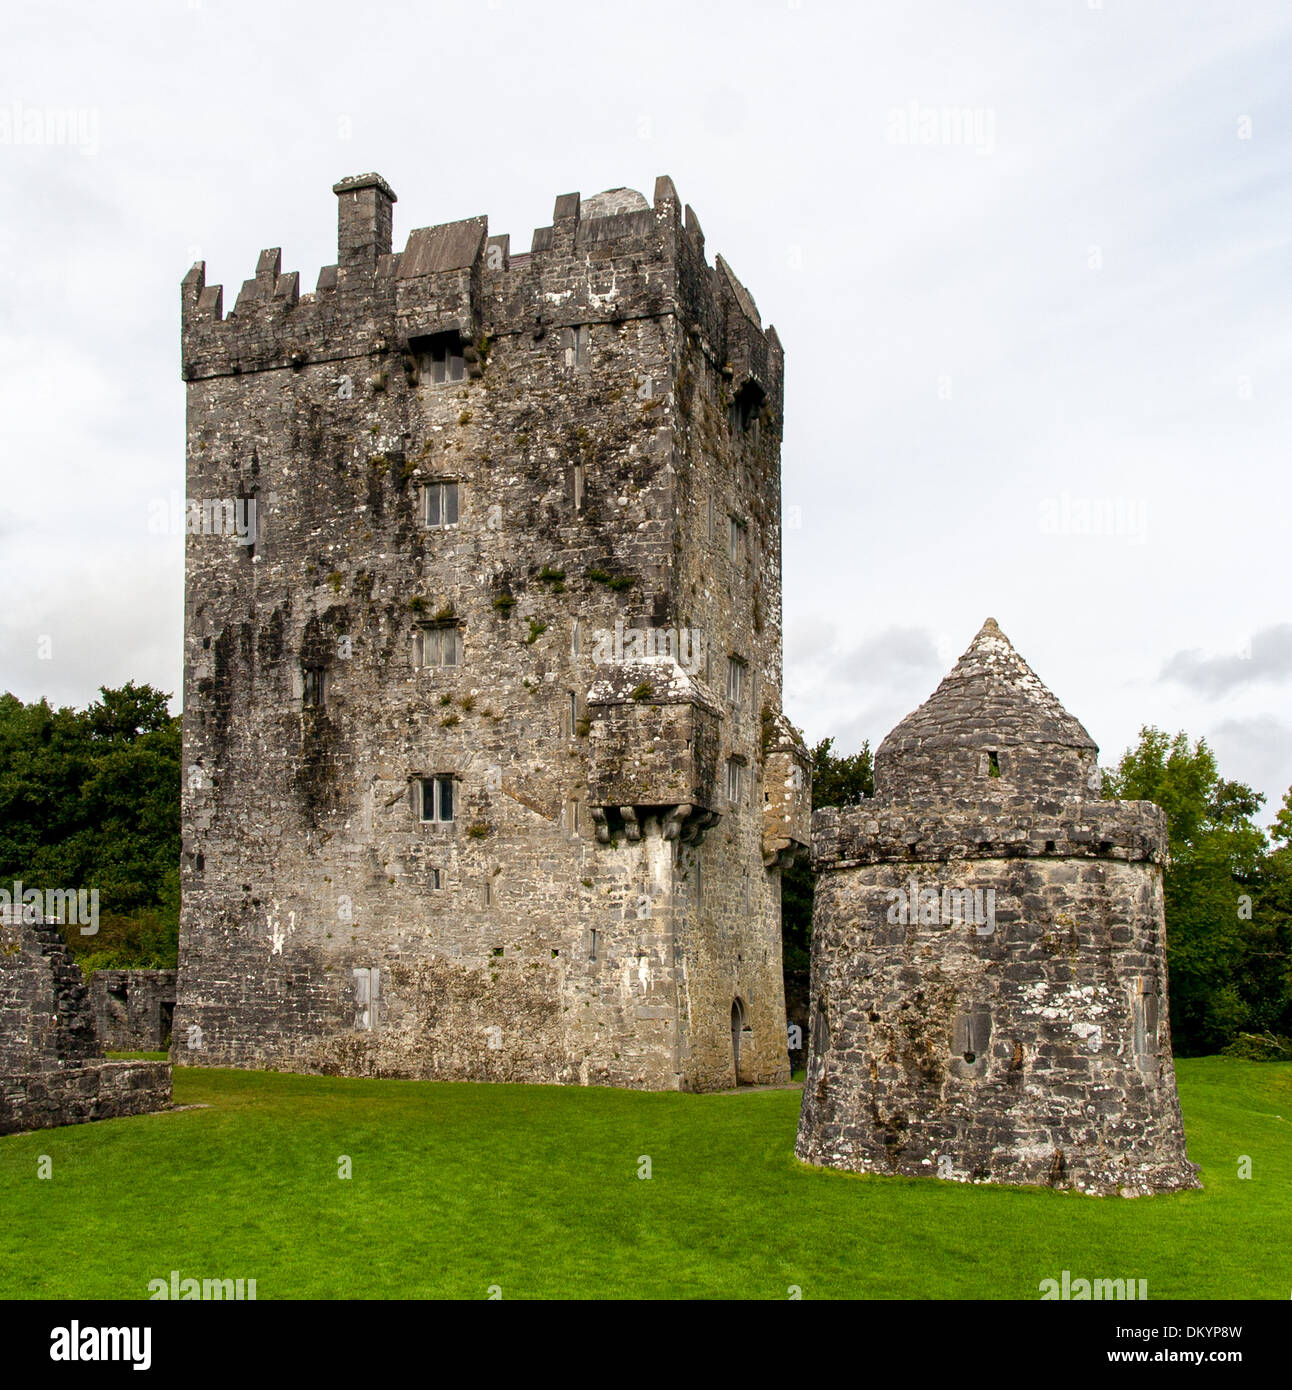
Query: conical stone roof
xmin=874 ymin=618 xmax=1098 ymax=802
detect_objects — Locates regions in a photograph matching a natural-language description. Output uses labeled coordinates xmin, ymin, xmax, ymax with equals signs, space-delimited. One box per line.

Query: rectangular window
xmin=564 ymin=324 xmax=591 ymax=372
xmin=726 ymin=757 xmax=744 ymax=804
xmin=415 ymin=625 xmax=462 ymax=668
xmin=429 ymin=868 xmax=441 ymax=890
xmin=588 ymin=927 xmax=599 ymax=962
xmin=417 ymin=331 xmax=465 ymax=384
xmin=573 ymin=462 xmax=585 ymax=513
xmin=420 ymin=776 xmax=455 ymax=823
xmin=303 ymin=666 xmax=324 ymax=707
xmin=424 ymin=481 xmax=459 ymax=528
xmin=727 ymin=656 xmax=746 ymax=707
xmin=568 ymin=797 xmax=580 ymax=835
xmin=569 ymin=691 xmax=578 ymax=736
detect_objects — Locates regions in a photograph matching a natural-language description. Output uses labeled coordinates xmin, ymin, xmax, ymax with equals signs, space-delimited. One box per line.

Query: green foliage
xmin=1221 ymin=1031 xmax=1292 ymax=1061
xmin=587 ymin=567 xmax=635 ymax=591
xmin=809 ymin=736 xmax=874 ymax=811
xmin=1102 ymin=727 xmax=1289 ymax=1055
xmin=630 ymin=682 xmax=654 ymax=702
xmin=492 ymin=595 xmax=516 ymax=614
xmin=0 ymin=683 xmax=180 ymax=970
xmin=526 ymin=619 xmax=548 ymax=645
xmin=1270 ymin=786 xmax=1292 ymax=849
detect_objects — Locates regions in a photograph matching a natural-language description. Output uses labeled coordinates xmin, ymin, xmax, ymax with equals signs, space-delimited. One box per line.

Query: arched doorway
xmin=731 ymin=997 xmax=750 ymax=1085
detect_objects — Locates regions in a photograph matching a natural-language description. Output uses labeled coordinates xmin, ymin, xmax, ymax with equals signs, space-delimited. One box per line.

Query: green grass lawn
xmin=1 ymin=1057 xmax=1287 ymax=1299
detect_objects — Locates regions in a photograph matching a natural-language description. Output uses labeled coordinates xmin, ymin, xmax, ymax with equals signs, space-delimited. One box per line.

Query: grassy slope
xmin=0 ymin=1057 xmax=1287 ymax=1300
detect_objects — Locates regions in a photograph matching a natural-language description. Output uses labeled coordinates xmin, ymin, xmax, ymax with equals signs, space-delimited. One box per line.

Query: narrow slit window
xmin=353 ymin=967 xmax=379 ymax=1031
xmin=303 ymin=666 xmax=325 ymax=707
xmin=727 ymin=656 xmax=746 ymax=706
xmin=573 ymin=462 xmax=585 ymax=513
xmin=988 ymin=750 xmax=1000 ymax=778
xmin=728 ymin=516 xmax=746 ymax=564
xmin=726 ymin=757 xmax=744 ymax=804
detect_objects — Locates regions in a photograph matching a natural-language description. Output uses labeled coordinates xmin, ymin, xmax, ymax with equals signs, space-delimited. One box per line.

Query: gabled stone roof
xmin=874 ymin=618 xmax=1098 ymax=801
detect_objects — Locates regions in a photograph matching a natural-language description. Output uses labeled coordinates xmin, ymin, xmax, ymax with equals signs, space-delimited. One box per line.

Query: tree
xmin=1104 ymin=727 xmax=1288 ymax=1054
xmin=0 ymin=684 xmax=181 ymax=970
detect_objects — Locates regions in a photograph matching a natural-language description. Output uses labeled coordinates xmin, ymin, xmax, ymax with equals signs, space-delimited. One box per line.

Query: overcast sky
xmin=1 ymin=0 xmax=1289 ymax=824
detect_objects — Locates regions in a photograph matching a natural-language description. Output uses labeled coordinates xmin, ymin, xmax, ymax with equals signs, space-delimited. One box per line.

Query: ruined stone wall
xmin=798 ymin=800 xmax=1199 ymax=1194
xmin=175 ymin=175 xmax=805 ymax=1089
xmin=0 ymin=919 xmax=172 ymax=1135
xmin=90 ymin=970 xmax=177 ymax=1052
xmin=0 ymin=918 xmax=101 ymax=1074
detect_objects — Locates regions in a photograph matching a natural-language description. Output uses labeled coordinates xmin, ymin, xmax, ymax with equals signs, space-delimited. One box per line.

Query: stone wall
xmin=90 ymin=970 xmax=177 ymax=1052
xmin=176 ymin=174 xmax=809 ymax=1090
xmin=0 ymin=1061 xmax=172 ymax=1137
xmin=796 ymin=620 xmax=1199 ymax=1195
xmin=798 ymin=808 xmax=1198 ymax=1194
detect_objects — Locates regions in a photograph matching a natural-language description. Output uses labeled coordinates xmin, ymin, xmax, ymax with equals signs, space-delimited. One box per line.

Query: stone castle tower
xmin=174 ymin=173 xmax=810 ymax=1090
xmin=797 ymin=619 xmax=1198 ymax=1194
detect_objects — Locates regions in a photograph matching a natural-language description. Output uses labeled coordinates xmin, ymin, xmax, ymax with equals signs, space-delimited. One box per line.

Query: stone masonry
xmin=90 ymin=970 xmax=177 ymax=1052
xmin=0 ymin=914 xmax=171 ymax=1136
xmin=796 ymin=619 xmax=1199 ymax=1195
xmin=176 ymin=174 xmax=811 ymax=1090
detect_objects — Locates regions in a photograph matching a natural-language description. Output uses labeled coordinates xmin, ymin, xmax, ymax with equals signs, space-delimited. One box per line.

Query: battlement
xmin=181 ymin=172 xmax=783 ymax=413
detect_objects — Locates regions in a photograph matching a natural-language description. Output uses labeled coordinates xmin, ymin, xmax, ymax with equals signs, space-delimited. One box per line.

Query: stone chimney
xmin=332 ymin=172 xmax=397 ymax=272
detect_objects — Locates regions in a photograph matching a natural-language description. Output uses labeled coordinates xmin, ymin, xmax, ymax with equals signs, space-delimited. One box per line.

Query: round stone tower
xmin=796 ymin=619 xmax=1200 ymax=1195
